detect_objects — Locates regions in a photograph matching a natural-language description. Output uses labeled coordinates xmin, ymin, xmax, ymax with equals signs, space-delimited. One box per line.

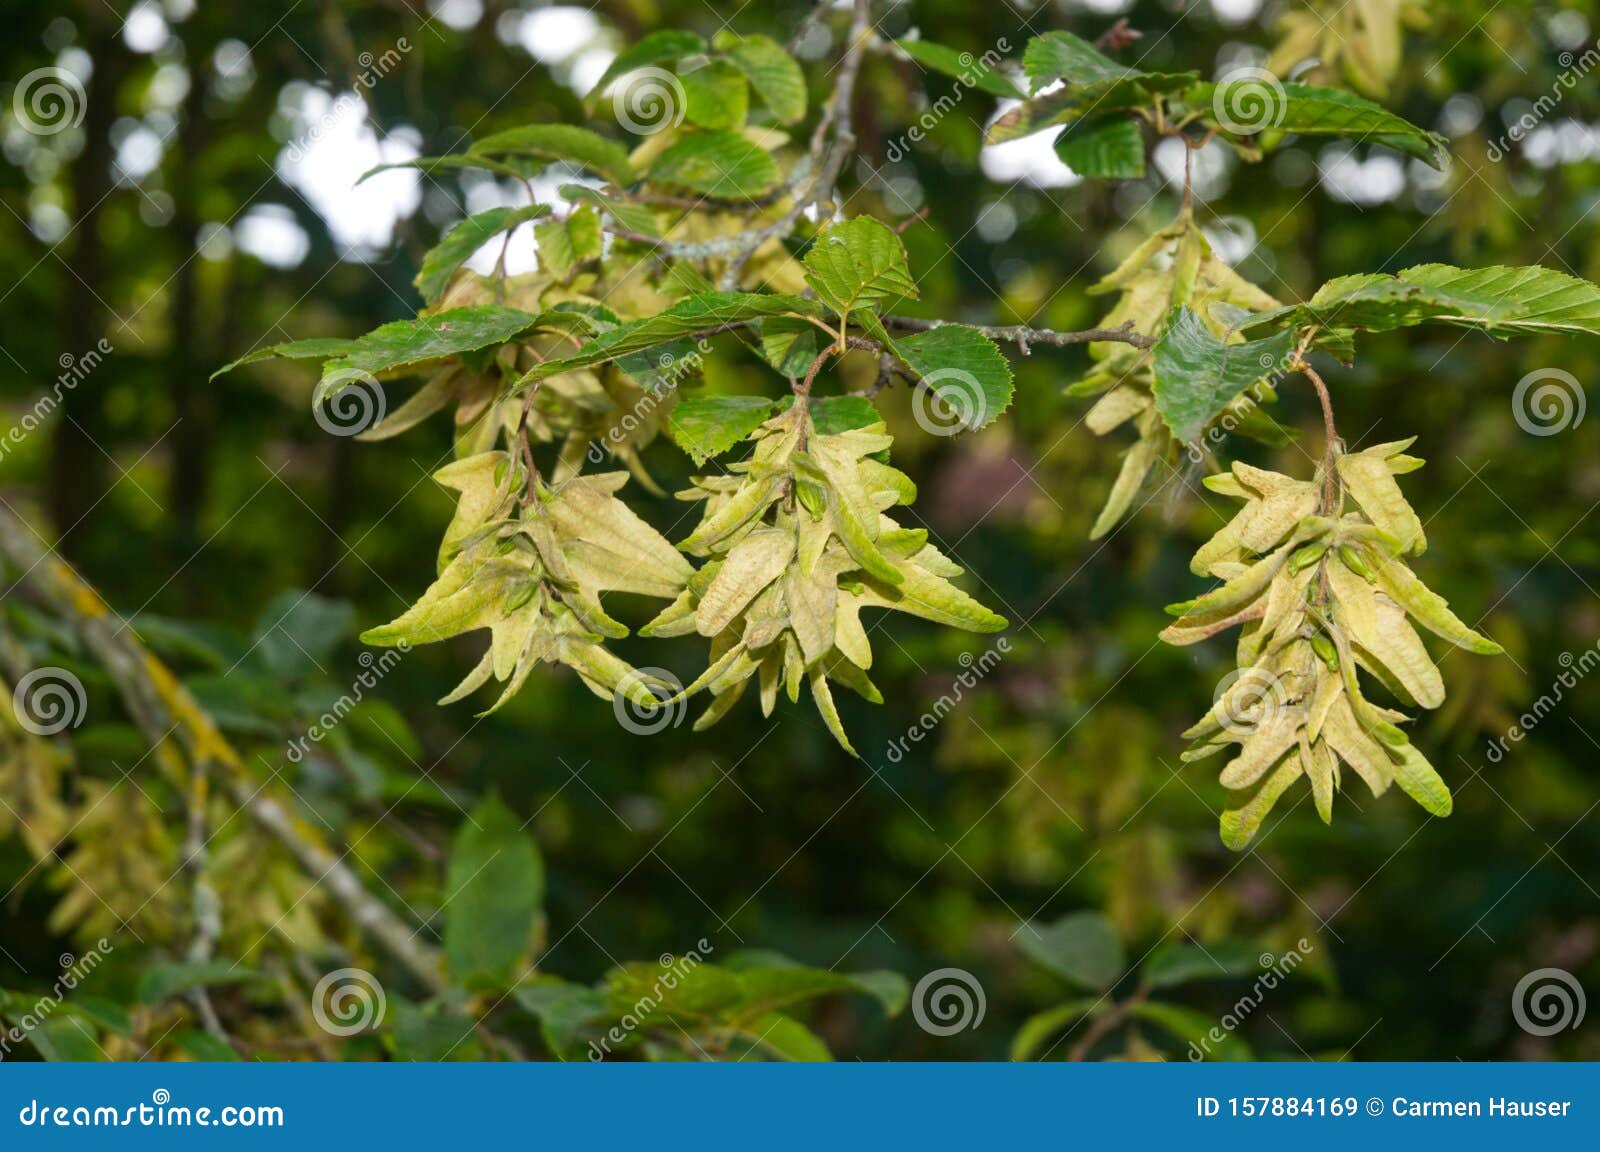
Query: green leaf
xmin=18 ymin=1018 xmax=104 ymax=1061
xmin=389 ymin=999 xmax=484 ymax=1061
xmin=534 ymin=206 xmax=603 ymax=280
xmin=1055 ymin=115 xmax=1145 ymax=179
xmin=889 ymin=324 xmax=1014 ymax=432
xmin=680 ymin=59 xmax=749 ymax=130
xmin=895 ymin=39 xmax=1020 ymax=98
xmin=759 ymin=315 xmax=826 ymax=377
xmin=669 ymin=395 xmax=779 ymax=465
xmin=416 ymin=205 xmax=550 ymax=305
xmin=803 ymin=217 xmax=919 ymax=320
xmin=988 ymin=77 xmax=1190 ymax=145
xmin=1241 ymin=263 xmax=1600 ymax=341
xmin=1010 ymin=998 xmax=1102 ymax=1061
xmin=587 ymin=29 xmax=708 ymax=106
xmin=736 ymin=1012 xmax=833 ymax=1060
xmin=444 ymin=794 xmax=545 ymax=989
xmin=1142 ymin=940 xmax=1264 ymax=989
xmin=138 ymin=961 xmax=261 ymax=1004
xmin=647 ymin=131 xmax=780 ymax=200
xmin=1151 ymin=305 xmax=1296 ymax=444
xmin=716 ymin=33 xmax=808 ymax=123
xmin=808 ymin=395 xmax=883 ymax=436
xmin=558 ymin=184 xmax=661 ymax=237
xmin=1185 ymin=80 xmax=1447 ymax=168
xmin=212 ymin=337 xmax=355 ymax=380
xmin=513 ymin=979 xmax=609 ymax=1061
xmin=1023 ymin=31 xmax=1138 ymax=91
xmin=1128 ymin=1000 xmax=1253 ymax=1061
xmin=514 ymin=292 xmax=823 ymax=388
xmin=1016 ymin=911 xmax=1124 ymax=990
xmin=314 ymin=306 xmax=545 ymax=402
xmin=469 ymin=123 xmax=635 ymax=185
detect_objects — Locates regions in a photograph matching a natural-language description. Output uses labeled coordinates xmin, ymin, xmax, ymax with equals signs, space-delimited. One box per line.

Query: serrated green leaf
xmin=1023 ymin=31 xmax=1138 ymax=92
xmin=513 ymin=292 xmax=822 ymax=389
xmin=647 ymin=131 xmax=780 ymax=200
xmin=211 ymin=337 xmax=355 ymax=380
xmin=803 ymin=217 xmax=918 ymax=320
xmin=445 ymin=794 xmax=545 ymax=989
xmin=534 ymin=206 xmax=603 ymax=280
xmin=1054 ymin=115 xmax=1145 ymax=179
xmin=896 ymin=39 xmax=1020 ymax=98
xmin=587 ymin=30 xmax=708 ymax=106
xmin=557 ymin=184 xmax=660 ymax=237
xmin=1184 ymin=80 xmax=1447 ymax=168
xmin=469 ymin=123 xmax=634 ymax=186
xmin=889 ymin=324 xmax=1014 ymax=432
xmin=314 ymin=306 xmax=544 ymax=402
xmin=668 ymin=395 xmax=778 ymax=465
xmin=716 ymin=33 xmax=808 ymax=123
xmin=680 ymin=58 xmax=749 ymax=130
xmin=987 ymin=76 xmax=1193 ymax=144
xmin=1016 ymin=911 xmax=1124 ymax=990
xmin=808 ymin=395 xmax=882 ymax=436
xmin=416 ymin=205 xmax=549 ymax=305
xmin=1142 ymin=940 xmax=1263 ymax=988
xmin=1151 ymin=305 xmax=1295 ymax=444
xmin=1240 ymin=263 xmax=1600 ymax=340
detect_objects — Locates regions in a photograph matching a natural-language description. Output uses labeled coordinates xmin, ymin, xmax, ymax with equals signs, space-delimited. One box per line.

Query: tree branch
xmin=882 ymin=315 xmax=1156 ymax=352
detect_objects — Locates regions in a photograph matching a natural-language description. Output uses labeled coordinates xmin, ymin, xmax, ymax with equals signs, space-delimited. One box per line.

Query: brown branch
xmin=0 ymin=504 xmax=449 ymax=995
xmin=882 ymin=315 xmax=1156 ymax=352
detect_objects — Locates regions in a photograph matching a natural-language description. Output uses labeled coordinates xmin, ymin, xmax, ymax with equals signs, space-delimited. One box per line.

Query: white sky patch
xmin=123 ymin=1 xmax=170 ymax=53
xmin=1318 ymin=145 xmax=1406 ymax=205
xmin=275 ymin=88 xmax=421 ymax=257
xmin=980 ymin=101 xmax=1082 ymax=189
xmin=1209 ymin=0 xmax=1262 ymax=26
xmin=570 ymin=48 xmax=616 ymax=95
xmin=236 ymin=204 xmax=310 ymax=268
xmin=1153 ymin=135 xmax=1231 ymax=202
xmin=113 ymin=121 xmax=165 ymax=181
xmin=428 ymin=0 xmax=484 ymax=31
xmin=1079 ymin=0 xmax=1135 ymax=14
xmin=506 ymin=6 xmax=601 ymax=63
